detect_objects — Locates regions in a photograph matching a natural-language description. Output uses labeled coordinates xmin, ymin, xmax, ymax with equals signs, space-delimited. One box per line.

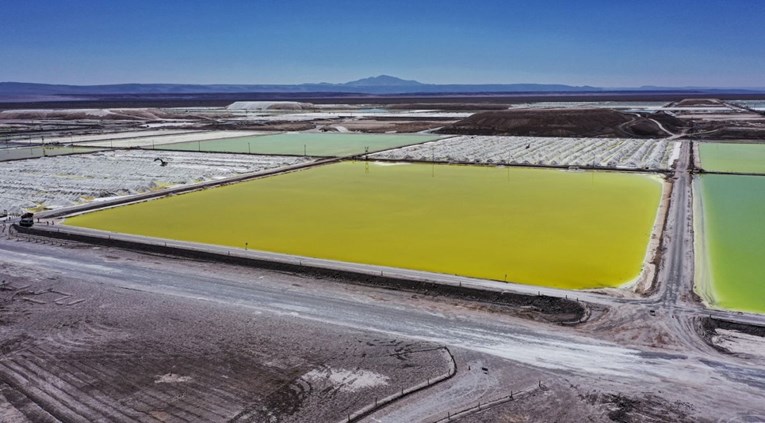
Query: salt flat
xmin=0 ymin=150 xmax=312 ymax=213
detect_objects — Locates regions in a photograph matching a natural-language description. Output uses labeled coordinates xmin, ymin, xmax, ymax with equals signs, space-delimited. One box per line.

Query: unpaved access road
xmin=0 ymin=230 xmax=764 ymax=422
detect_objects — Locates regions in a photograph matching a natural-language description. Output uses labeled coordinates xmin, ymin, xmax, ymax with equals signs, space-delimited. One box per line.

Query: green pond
xmin=699 ymin=142 xmax=765 ymax=174
xmin=697 ymin=174 xmax=765 ymax=313
xmin=158 ymin=133 xmax=442 ymax=157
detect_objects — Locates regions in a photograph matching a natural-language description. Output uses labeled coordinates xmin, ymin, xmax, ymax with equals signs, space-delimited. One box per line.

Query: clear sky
xmin=1 ymin=0 xmax=764 ymax=87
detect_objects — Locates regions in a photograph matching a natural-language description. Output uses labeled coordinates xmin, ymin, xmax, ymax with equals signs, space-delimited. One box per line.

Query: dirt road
xmin=0 ymin=231 xmax=763 ymax=421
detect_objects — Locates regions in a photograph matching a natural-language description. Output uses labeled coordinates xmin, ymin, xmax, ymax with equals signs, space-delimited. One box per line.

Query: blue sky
xmin=1 ymin=0 xmax=764 ymax=87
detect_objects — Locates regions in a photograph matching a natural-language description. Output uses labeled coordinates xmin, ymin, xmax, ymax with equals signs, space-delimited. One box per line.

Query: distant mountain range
xmin=1 ymin=75 xmax=763 ymax=98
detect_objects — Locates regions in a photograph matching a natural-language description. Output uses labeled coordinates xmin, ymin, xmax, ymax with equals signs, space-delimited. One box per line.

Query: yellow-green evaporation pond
xmin=66 ymin=162 xmax=663 ymax=289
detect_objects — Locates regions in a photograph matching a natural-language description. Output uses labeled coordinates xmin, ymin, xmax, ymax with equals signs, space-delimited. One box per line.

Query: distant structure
xmin=227 ymin=101 xmax=313 ymax=111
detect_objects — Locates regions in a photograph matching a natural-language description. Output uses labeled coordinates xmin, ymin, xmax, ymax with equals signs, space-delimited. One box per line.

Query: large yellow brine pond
xmin=66 ymin=162 xmax=664 ymax=289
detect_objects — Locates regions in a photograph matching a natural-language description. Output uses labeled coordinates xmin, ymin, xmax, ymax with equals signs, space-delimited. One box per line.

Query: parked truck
xmin=19 ymin=212 xmax=34 ymax=227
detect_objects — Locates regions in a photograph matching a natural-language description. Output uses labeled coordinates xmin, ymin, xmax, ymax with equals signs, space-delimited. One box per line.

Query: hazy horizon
xmin=3 ymin=75 xmax=765 ymax=91
xmin=2 ymin=0 xmax=764 ymax=88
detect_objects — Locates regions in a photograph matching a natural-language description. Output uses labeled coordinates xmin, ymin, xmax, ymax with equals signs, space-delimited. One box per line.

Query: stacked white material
xmin=39 ymin=129 xmax=191 ymax=144
xmin=226 ymin=111 xmax=472 ymax=122
xmin=72 ymin=130 xmax=265 ymax=148
xmin=227 ymin=101 xmax=312 ymax=111
xmin=370 ymin=136 xmax=679 ymax=171
xmin=0 ymin=150 xmax=312 ymax=213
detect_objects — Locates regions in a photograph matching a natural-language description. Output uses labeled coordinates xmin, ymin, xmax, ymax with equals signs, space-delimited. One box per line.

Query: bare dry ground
xmin=2 ymin=97 xmax=765 ymax=422
xmin=452 ymin=386 xmax=697 ymax=423
xmin=3 ymin=97 xmax=762 ymax=143
xmin=438 ymin=109 xmax=686 ymax=138
xmin=1 ymin=233 xmax=764 ymax=422
xmin=0 ymin=267 xmax=450 ymax=422
xmin=667 ymin=98 xmax=765 ymax=140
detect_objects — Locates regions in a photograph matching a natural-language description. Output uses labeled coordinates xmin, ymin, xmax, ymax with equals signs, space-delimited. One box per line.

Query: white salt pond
xmin=370 ymin=135 xmax=680 ymax=171
xmin=0 ymin=150 xmax=312 ymax=213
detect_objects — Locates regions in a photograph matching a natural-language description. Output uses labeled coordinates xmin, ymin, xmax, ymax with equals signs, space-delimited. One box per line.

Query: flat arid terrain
xmin=4 ymin=0 xmax=765 ymax=420
xmin=1 ymin=95 xmax=765 ymax=422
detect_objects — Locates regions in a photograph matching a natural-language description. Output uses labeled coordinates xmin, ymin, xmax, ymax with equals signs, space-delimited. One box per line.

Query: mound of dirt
xmin=650 ymin=111 xmax=686 ymax=130
xmin=438 ymin=108 xmax=673 ymax=138
xmin=673 ymin=98 xmax=725 ymax=107
xmin=701 ymin=317 xmax=765 ymax=339
xmin=627 ymin=118 xmax=665 ymax=136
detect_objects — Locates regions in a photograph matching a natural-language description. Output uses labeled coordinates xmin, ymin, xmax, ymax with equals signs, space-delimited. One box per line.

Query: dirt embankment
xmin=14 ymin=225 xmax=586 ymax=324
xmin=698 ymin=316 xmax=765 ymax=357
xmin=700 ymin=317 xmax=765 ymax=339
xmin=688 ymin=124 xmax=765 ymax=140
xmin=438 ymin=109 xmax=685 ymax=138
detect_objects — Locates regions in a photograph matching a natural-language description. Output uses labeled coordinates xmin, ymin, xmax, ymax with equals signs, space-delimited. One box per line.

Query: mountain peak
xmin=343 ymin=75 xmax=423 ymax=87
